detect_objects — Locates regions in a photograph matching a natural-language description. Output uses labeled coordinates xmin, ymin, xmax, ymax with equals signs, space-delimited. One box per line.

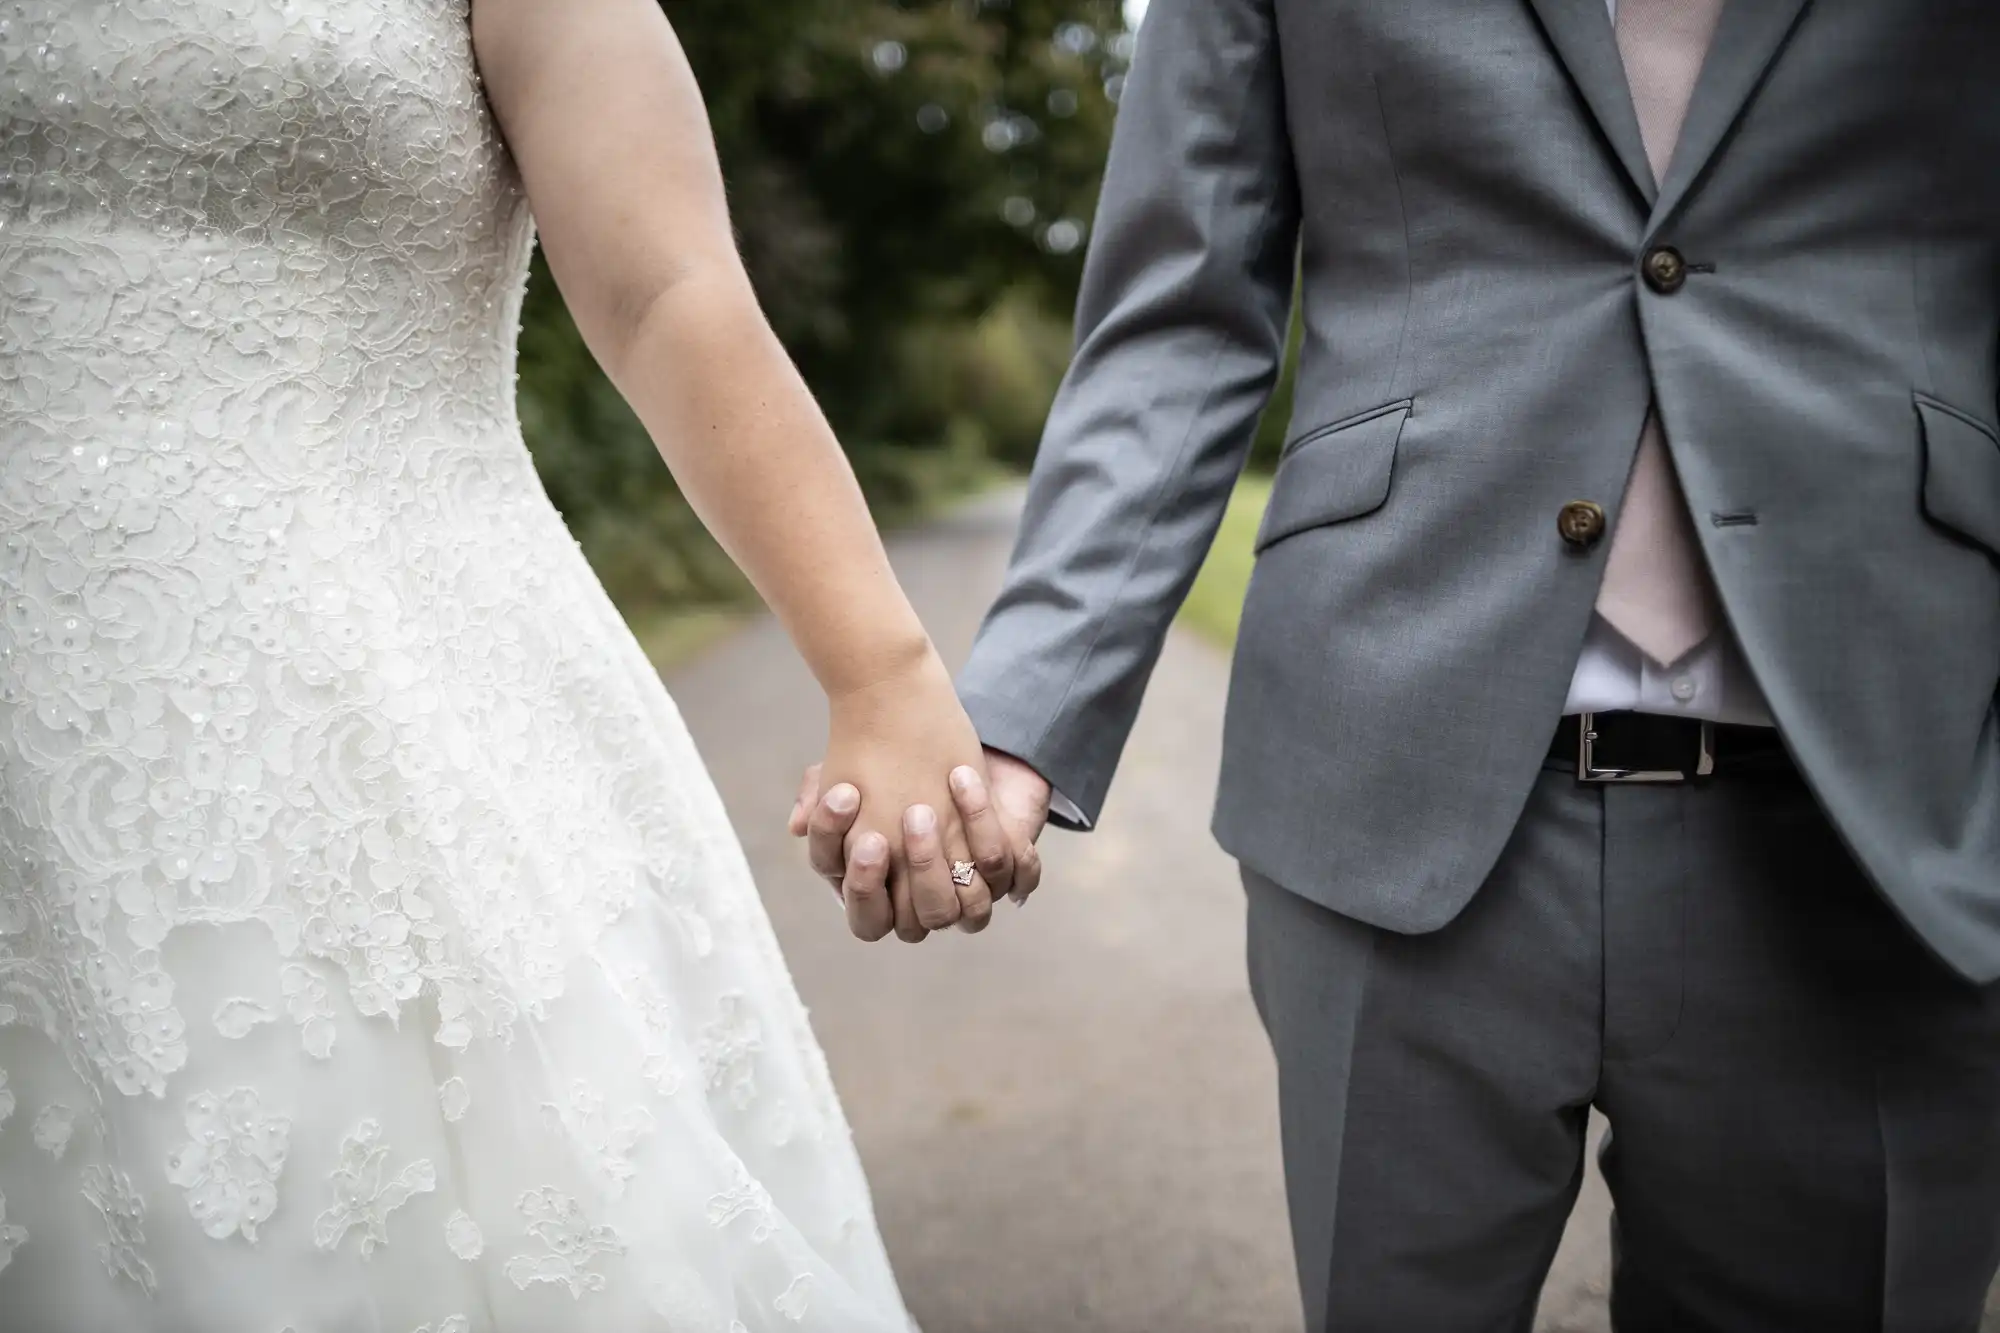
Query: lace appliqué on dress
xmin=312 ymin=1120 xmax=436 ymax=1256
xmin=81 ymin=1164 xmax=157 ymax=1296
xmin=503 ymin=1187 xmax=625 ymax=1298
xmin=698 ymin=994 xmax=763 ymax=1111
xmin=540 ymin=1081 xmax=654 ymax=1198
xmin=443 ymin=1209 xmax=482 ymax=1260
xmin=437 ymin=1076 xmax=470 ymax=1122
xmin=212 ymin=998 xmax=280 ymax=1040
xmin=164 ymin=1087 xmax=291 ymax=1242
xmin=706 ymin=1160 xmax=779 ymax=1244
xmin=774 ymin=1273 xmax=814 ymax=1322
xmin=281 ymin=964 xmax=338 ymax=1062
xmin=32 ymin=1102 xmax=76 ymax=1159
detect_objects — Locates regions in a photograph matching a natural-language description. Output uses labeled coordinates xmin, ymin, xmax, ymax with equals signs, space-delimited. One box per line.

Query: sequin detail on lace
xmin=164 ymin=1087 xmax=291 ymax=1242
xmin=81 ymin=1164 xmax=156 ymax=1295
xmin=312 ymin=1120 xmax=436 ymax=1256
xmin=698 ymin=994 xmax=763 ymax=1110
xmin=503 ymin=1188 xmax=624 ymax=1298
xmin=0 ymin=0 xmax=547 ymax=1101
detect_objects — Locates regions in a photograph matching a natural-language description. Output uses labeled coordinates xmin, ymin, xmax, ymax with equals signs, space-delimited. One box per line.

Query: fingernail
xmin=905 ymin=804 xmax=936 ymax=836
xmin=827 ymin=785 xmax=858 ymax=814
xmin=950 ymin=766 xmax=977 ymax=793
xmin=1012 ymin=892 xmax=1027 ymax=907
xmin=854 ymin=833 xmax=886 ymax=866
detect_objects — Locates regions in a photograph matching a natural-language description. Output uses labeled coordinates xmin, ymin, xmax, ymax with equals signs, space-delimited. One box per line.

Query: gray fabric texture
xmin=1244 ymin=756 xmax=2000 ymax=1332
xmin=954 ymin=0 xmax=2000 ymax=978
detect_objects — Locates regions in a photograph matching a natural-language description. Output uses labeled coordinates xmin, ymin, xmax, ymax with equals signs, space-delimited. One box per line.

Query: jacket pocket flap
xmin=1918 ymin=393 xmax=2000 ymax=556
xmin=1254 ymin=400 xmax=1411 ymax=554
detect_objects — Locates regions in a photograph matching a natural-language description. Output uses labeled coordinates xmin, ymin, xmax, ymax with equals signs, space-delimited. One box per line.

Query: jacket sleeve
xmin=955 ymin=0 xmax=1299 ymax=828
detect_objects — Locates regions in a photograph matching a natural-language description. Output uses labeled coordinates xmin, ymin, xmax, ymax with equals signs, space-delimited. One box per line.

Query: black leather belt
xmin=1552 ymin=712 xmax=1788 ymax=783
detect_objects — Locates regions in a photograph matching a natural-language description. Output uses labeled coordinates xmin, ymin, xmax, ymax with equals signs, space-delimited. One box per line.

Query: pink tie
xmin=1595 ymin=0 xmax=1725 ymax=666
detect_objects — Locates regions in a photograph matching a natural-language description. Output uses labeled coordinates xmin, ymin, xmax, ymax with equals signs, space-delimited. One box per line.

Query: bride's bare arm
xmin=470 ymin=0 xmax=1003 ymax=941
xmin=473 ymin=0 xmax=920 ymax=697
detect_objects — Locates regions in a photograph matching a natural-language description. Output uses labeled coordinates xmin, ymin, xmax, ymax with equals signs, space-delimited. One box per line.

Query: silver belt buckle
xmin=1577 ymin=712 xmax=1717 ymax=784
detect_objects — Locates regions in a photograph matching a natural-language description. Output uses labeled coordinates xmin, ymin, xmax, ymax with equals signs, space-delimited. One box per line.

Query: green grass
xmin=1177 ymin=473 xmax=1273 ymax=649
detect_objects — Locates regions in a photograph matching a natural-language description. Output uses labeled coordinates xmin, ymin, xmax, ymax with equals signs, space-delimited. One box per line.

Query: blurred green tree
xmin=678 ymin=0 xmax=1126 ymax=436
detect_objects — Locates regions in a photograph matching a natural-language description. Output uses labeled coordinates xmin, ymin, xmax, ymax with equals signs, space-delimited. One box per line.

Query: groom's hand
xmin=948 ymin=750 xmax=1051 ymax=907
xmin=791 ymin=748 xmax=1052 ymax=924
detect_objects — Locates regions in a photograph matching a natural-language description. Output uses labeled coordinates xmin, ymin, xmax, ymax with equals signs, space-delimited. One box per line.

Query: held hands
xmin=794 ymin=648 xmax=994 ymax=942
xmin=791 ymin=725 xmax=1052 ymax=943
xmin=804 ymin=652 xmax=983 ymax=942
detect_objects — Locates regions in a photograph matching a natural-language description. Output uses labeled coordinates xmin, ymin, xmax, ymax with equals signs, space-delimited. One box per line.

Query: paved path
xmin=665 ymin=489 xmax=1995 ymax=1333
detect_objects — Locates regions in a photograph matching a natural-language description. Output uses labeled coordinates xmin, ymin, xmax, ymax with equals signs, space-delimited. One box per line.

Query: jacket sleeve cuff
xmin=958 ymin=684 xmax=1111 ymax=832
xmin=1045 ymin=789 xmax=1092 ymax=831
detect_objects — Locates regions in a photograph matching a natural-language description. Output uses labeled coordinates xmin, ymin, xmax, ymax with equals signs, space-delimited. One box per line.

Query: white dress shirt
xmin=1565 ymin=618 xmax=1771 ymax=725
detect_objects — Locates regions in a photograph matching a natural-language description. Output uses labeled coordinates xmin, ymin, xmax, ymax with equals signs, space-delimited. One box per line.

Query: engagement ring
xmin=949 ymin=860 xmax=977 ymax=887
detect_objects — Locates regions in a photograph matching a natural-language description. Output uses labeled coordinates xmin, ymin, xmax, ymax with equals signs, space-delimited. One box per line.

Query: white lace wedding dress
xmin=0 ymin=2 xmax=916 ymax=1329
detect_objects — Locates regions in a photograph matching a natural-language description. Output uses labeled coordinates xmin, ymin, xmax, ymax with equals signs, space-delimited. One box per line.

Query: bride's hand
xmin=814 ymin=649 xmax=991 ymax=943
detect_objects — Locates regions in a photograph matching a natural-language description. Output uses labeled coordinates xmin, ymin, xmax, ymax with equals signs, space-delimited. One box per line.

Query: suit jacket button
xmin=1558 ymin=500 xmax=1607 ymax=548
xmin=1643 ymin=245 xmax=1687 ymax=294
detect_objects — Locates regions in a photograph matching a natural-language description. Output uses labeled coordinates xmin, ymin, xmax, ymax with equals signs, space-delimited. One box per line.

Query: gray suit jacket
xmin=956 ymin=0 xmax=2000 ymax=980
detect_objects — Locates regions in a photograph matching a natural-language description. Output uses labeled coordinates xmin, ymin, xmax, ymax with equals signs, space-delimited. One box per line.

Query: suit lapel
xmin=1525 ymin=0 xmax=1656 ymax=206
xmin=1650 ymin=0 xmax=1814 ymax=228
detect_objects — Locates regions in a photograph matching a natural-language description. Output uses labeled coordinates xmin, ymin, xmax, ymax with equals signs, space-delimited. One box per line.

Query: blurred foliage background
xmin=521 ymin=0 xmax=1122 ymax=622
xmin=518 ymin=0 xmax=1299 ymax=643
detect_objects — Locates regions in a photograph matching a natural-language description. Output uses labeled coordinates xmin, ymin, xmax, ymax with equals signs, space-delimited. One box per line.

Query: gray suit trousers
xmin=1246 ymin=749 xmax=2000 ymax=1332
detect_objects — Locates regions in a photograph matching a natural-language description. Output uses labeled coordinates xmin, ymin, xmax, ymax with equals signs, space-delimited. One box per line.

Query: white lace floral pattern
xmin=503 ymin=1187 xmax=624 ymax=1299
xmin=279 ymin=965 xmax=338 ymax=1061
xmin=0 ymin=0 xmax=909 ymax=1328
xmin=81 ymin=1165 xmax=156 ymax=1296
xmin=313 ymin=1120 xmax=436 ymax=1256
xmin=699 ymin=994 xmax=765 ymax=1111
xmin=708 ymin=1160 xmax=781 ymax=1244
xmin=540 ymin=1081 xmax=654 ymax=1197
xmin=163 ymin=1087 xmax=291 ymax=1242
xmin=610 ymin=962 xmax=690 ymax=1097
